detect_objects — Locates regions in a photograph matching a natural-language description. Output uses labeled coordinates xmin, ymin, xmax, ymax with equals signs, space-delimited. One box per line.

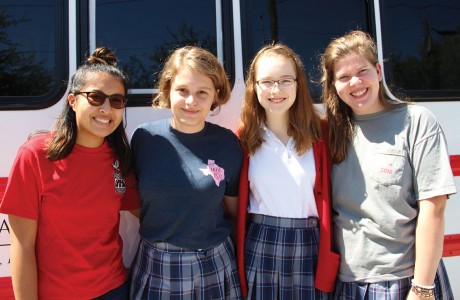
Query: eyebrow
xmin=258 ymin=75 xmax=296 ymax=80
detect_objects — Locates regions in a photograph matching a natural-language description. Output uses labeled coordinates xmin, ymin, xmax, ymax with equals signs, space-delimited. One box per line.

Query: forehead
xmin=255 ymin=54 xmax=296 ymax=77
xmin=81 ymin=72 xmax=124 ymax=91
xmin=333 ymin=53 xmax=372 ymax=74
xmin=171 ymin=66 xmax=214 ymax=88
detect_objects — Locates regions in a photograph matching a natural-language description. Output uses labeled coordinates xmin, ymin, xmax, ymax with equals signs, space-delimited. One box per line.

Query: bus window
xmin=0 ymin=0 xmax=67 ymax=110
xmin=241 ymin=0 xmax=368 ymax=101
xmin=381 ymin=0 xmax=460 ymax=100
xmin=95 ymin=0 xmax=231 ymax=105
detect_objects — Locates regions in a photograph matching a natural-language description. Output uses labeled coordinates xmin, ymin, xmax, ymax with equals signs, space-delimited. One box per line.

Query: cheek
xmin=334 ymin=82 xmax=346 ymax=96
xmin=256 ymin=87 xmax=267 ymax=99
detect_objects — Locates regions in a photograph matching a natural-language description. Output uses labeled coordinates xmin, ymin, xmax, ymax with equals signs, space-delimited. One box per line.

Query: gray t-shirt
xmin=132 ymin=119 xmax=243 ymax=249
xmin=332 ymin=104 xmax=456 ymax=282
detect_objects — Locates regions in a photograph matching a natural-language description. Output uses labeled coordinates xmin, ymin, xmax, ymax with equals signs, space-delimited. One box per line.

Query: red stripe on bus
xmin=451 ymin=155 xmax=460 ymax=176
xmin=0 ymin=177 xmax=7 ymax=201
xmin=0 ymin=277 xmax=14 ymax=300
xmin=443 ymin=234 xmax=460 ymax=257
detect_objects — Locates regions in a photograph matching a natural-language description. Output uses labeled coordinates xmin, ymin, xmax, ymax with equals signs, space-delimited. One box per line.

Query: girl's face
xmin=68 ymin=72 xmax=125 ymax=148
xmin=169 ymin=67 xmax=216 ymax=134
xmin=255 ymin=55 xmax=297 ymax=119
xmin=333 ymin=53 xmax=384 ymax=115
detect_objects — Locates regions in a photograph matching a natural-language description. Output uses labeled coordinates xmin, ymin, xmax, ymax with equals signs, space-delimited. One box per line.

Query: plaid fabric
xmin=333 ymin=259 xmax=453 ymax=300
xmin=130 ymin=237 xmax=241 ymax=300
xmin=244 ymin=214 xmax=332 ymax=300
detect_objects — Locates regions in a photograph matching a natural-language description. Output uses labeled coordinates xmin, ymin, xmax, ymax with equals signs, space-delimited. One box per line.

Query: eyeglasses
xmin=256 ymin=78 xmax=296 ymax=90
xmin=73 ymin=91 xmax=127 ymax=109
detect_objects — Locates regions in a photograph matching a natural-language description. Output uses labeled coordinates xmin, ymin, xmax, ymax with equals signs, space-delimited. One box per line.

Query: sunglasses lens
xmin=87 ymin=92 xmax=106 ymax=106
xmin=109 ymin=95 xmax=126 ymax=109
xmin=86 ymin=92 xmax=125 ymax=109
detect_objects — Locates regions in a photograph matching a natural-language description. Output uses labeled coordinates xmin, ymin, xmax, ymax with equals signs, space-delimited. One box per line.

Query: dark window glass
xmin=241 ymin=0 xmax=368 ymax=101
xmin=0 ymin=0 xmax=66 ymax=109
xmin=381 ymin=0 xmax=460 ymax=99
xmin=96 ymin=0 xmax=218 ymax=91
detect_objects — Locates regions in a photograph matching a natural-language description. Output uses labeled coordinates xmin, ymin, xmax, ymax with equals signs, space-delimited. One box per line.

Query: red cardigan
xmin=236 ymin=132 xmax=340 ymax=296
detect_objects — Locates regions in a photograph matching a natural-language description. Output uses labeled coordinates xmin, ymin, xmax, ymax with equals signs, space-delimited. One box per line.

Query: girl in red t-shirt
xmin=0 ymin=47 xmax=139 ymax=299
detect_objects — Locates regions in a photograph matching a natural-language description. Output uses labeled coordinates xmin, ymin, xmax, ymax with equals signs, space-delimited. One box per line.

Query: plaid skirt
xmin=333 ymin=259 xmax=453 ymax=300
xmin=244 ymin=214 xmax=332 ymax=300
xmin=130 ymin=237 xmax=241 ymax=300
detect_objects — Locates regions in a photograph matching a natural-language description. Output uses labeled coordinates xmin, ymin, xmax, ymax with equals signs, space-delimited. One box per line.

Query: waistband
xmin=250 ymin=214 xmax=319 ymax=229
xmin=142 ymin=236 xmax=232 ymax=255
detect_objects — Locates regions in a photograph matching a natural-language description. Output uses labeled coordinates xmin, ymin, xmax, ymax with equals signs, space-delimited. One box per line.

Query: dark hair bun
xmin=86 ymin=47 xmax=118 ymax=66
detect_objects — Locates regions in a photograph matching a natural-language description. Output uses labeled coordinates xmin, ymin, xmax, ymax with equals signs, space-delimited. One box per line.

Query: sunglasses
xmin=73 ymin=91 xmax=127 ymax=109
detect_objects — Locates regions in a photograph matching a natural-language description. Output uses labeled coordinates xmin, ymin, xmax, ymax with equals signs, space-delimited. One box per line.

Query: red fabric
xmin=0 ymin=134 xmax=140 ymax=299
xmin=236 ymin=122 xmax=340 ymax=295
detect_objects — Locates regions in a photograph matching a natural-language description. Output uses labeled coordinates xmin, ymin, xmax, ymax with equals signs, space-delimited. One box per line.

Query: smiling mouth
xmin=182 ymin=108 xmax=199 ymax=114
xmin=351 ymin=88 xmax=367 ymax=98
xmin=94 ymin=117 xmax=111 ymax=124
xmin=269 ymin=97 xmax=285 ymax=103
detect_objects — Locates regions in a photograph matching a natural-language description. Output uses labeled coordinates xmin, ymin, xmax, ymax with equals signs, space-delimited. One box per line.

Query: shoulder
xmin=406 ymin=104 xmax=436 ymax=119
xmin=206 ymin=123 xmax=243 ymax=156
xmin=405 ymin=105 xmax=441 ymax=129
xmin=21 ymin=132 xmax=50 ymax=153
xmin=206 ymin=122 xmax=238 ymax=141
xmin=133 ymin=119 xmax=169 ymax=138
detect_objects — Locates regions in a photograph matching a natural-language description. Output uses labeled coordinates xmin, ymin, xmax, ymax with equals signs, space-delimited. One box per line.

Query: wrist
xmin=410 ymin=279 xmax=435 ymax=298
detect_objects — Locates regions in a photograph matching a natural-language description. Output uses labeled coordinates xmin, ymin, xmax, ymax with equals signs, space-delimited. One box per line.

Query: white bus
xmin=1 ymin=0 xmax=459 ymax=297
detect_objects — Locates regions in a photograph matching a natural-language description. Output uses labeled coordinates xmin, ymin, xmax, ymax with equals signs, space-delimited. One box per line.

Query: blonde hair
xmin=153 ymin=46 xmax=231 ymax=113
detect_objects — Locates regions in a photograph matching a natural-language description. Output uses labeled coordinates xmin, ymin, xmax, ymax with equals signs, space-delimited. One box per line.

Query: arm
xmin=129 ymin=209 xmax=140 ymax=218
xmin=8 ymin=215 xmax=39 ymax=300
xmin=223 ymin=195 xmax=239 ymax=241
xmin=223 ymin=195 xmax=238 ymax=219
xmin=408 ymin=195 xmax=447 ymax=299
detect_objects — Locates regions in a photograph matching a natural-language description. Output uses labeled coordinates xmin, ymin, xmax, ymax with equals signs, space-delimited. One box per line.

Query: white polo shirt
xmin=247 ymin=127 xmax=318 ymax=218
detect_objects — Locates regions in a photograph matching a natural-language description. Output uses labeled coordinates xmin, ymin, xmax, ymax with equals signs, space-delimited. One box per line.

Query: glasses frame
xmin=73 ymin=91 xmax=127 ymax=109
xmin=256 ymin=78 xmax=297 ymax=90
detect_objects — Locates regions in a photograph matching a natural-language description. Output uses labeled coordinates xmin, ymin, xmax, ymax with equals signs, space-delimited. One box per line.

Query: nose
xmin=350 ymin=76 xmax=362 ymax=86
xmin=185 ymin=95 xmax=197 ymax=105
xmin=99 ymin=97 xmax=112 ymax=111
xmin=271 ymin=82 xmax=282 ymax=92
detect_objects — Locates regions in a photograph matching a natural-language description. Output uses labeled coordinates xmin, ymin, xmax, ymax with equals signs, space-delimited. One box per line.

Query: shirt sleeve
xmin=0 ymin=145 xmax=42 ymax=220
xmin=411 ymin=109 xmax=456 ymax=200
xmin=121 ymin=172 xmax=140 ymax=210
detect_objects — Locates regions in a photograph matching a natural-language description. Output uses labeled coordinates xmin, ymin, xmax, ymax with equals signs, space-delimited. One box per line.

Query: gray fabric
xmin=132 ymin=119 xmax=243 ymax=249
xmin=332 ymin=104 xmax=456 ymax=282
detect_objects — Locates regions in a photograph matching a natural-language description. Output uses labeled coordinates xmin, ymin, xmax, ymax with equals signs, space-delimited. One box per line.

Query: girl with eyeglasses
xmin=321 ymin=30 xmax=454 ymax=299
xmin=0 ymin=47 xmax=140 ymax=300
xmin=237 ymin=43 xmax=339 ymax=299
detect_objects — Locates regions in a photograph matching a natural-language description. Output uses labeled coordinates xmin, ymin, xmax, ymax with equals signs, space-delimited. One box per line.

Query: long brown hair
xmin=239 ymin=43 xmax=321 ymax=155
xmin=320 ymin=30 xmax=403 ymax=163
xmin=46 ymin=47 xmax=132 ymax=175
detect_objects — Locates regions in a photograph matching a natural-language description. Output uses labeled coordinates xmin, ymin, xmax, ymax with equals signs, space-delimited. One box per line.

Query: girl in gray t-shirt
xmin=321 ymin=30 xmax=455 ymax=299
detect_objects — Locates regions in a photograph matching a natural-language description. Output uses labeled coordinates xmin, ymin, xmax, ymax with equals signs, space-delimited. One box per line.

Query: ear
xmin=68 ymin=94 xmax=77 ymax=111
xmin=375 ymin=62 xmax=383 ymax=82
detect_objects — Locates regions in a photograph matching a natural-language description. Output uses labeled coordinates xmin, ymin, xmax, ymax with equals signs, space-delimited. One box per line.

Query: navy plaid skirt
xmin=333 ymin=259 xmax=453 ymax=299
xmin=244 ymin=214 xmax=332 ymax=300
xmin=130 ymin=237 xmax=241 ymax=300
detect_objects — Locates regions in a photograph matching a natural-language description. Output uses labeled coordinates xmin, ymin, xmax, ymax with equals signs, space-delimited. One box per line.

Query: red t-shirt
xmin=0 ymin=134 xmax=140 ymax=299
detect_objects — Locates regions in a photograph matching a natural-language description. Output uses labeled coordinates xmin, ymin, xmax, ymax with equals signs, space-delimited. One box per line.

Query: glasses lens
xmin=258 ymin=80 xmax=274 ymax=89
xmin=85 ymin=92 xmax=125 ymax=109
xmin=109 ymin=95 xmax=126 ymax=109
xmin=280 ymin=79 xmax=295 ymax=88
xmin=87 ymin=92 xmax=106 ymax=106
